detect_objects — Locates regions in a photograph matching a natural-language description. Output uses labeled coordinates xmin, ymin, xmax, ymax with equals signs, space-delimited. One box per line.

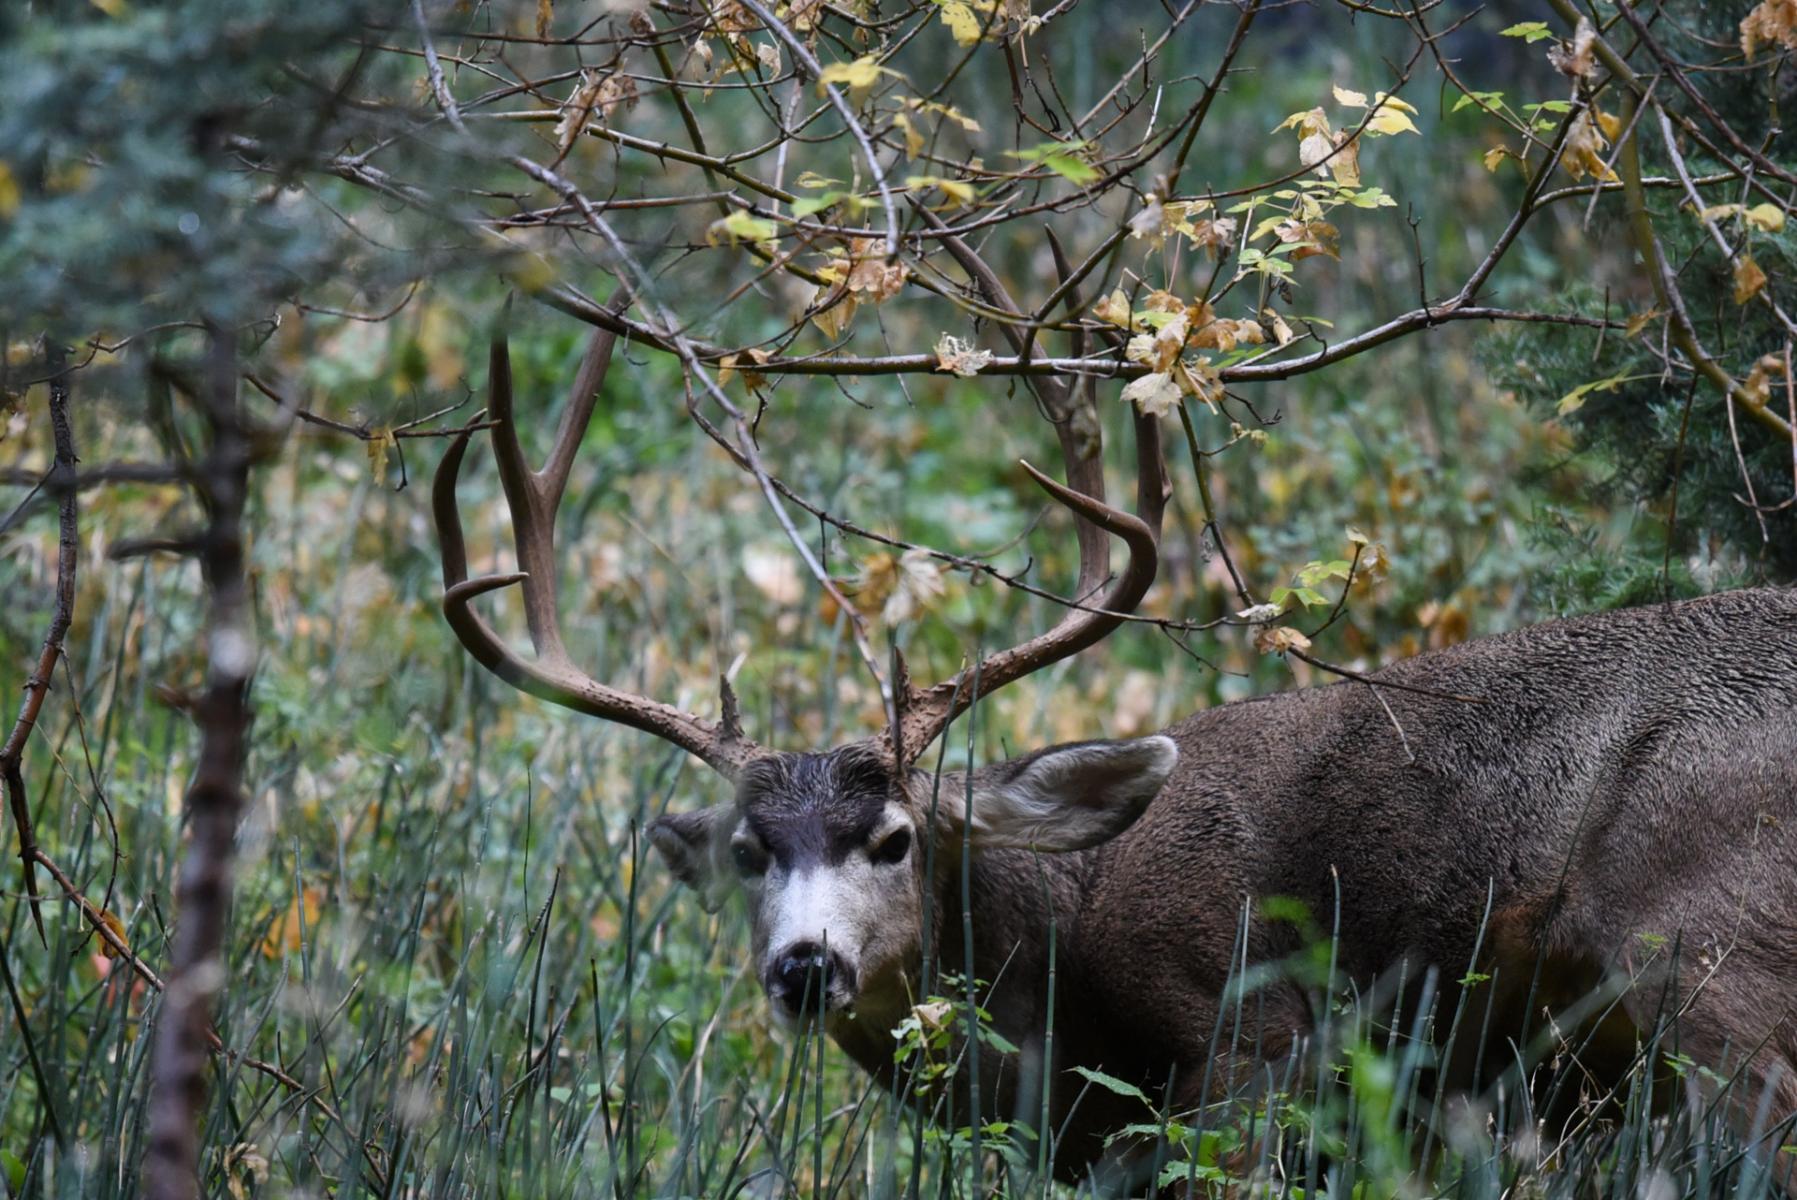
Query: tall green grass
xmin=2 ymin=547 xmax=1790 ymax=1198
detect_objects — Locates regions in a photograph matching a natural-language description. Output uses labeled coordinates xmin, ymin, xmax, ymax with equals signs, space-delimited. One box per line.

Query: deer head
xmin=433 ymin=301 xmax=1172 ymax=1026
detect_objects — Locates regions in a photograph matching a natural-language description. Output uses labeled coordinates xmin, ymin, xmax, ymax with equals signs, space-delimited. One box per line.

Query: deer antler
xmin=891 ymin=215 xmax=1168 ymax=764
xmin=433 ymin=304 xmax=759 ymax=779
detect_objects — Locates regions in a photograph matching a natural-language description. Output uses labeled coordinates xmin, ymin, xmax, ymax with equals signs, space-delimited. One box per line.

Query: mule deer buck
xmin=434 ymin=316 xmax=1797 ymax=1187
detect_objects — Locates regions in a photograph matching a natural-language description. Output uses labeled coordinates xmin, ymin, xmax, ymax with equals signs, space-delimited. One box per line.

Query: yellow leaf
xmin=1698 ymin=203 xmax=1747 ymax=224
xmin=1559 ymin=110 xmax=1617 ymax=182
xmin=719 ymin=351 xmax=777 ymax=392
xmin=1554 ymin=369 xmax=1654 ymax=416
xmin=536 ymin=0 xmax=553 ymax=38
xmin=1742 ymin=352 xmax=1785 ymax=406
xmin=1254 ymin=625 xmax=1312 ymax=655
xmin=1332 ymin=85 xmax=1369 ymax=107
xmin=905 ymin=174 xmax=976 ymax=206
xmin=1483 ymin=145 xmax=1515 ymax=172
xmin=261 ymin=887 xmax=325 ymax=959
xmin=1345 ymin=525 xmax=1370 ymax=547
xmin=1623 ymin=308 xmax=1661 ymax=338
xmin=893 ymin=112 xmax=924 ymax=159
xmin=816 ymin=54 xmax=886 ymax=98
xmin=845 ymin=238 xmax=907 ymax=299
xmin=365 ymin=427 xmax=396 ymax=480
xmin=1734 ymin=255 xmax=1768 ymax=305
xmin=1174 ymin=355 xmax=1224 ymax=410
xmin=904 ymin=96 xmax=981 ymax=133
xmin=95 ymin=907 xmax=128 ymax=958
xmin=1276 ymin=107 xmax=1331 ymax=138
xmin=938 ymin=1 xmax=982 ymax=45
xmin=1366 ymin=104 xmax=1420 ymax=136
xmin=1092 ymin=288 xmax=1133 ymax=328
xmin=1263 ymin=307 xmax=1294 ymax=346
xmin=811 ymin=286 xmax=857 ymax=339
xmin=1373 ymin=91 xmax=1418 ymax=114
xmin=708 ymin=209 xmax=780 ymax=245
xmin=0 ymin=161 xmax=18 ymax=218
xmin=1748 ymin=202 xmax=1786 ymax=232
xmin=505 ymin=251 xmax=557 ymax=294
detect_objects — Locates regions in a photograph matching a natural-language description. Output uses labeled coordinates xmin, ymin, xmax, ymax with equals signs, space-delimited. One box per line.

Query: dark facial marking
xmin=738 ymin=744 xmax=895 ymax=869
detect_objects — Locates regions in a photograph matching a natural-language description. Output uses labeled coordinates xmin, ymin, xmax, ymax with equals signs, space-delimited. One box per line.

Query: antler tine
xmin=432 ymin=311 xmax=759 ymax=780
xmin=894 ymin=406 xmax=1166 ymax=763
xmin=887 ymin=212 xmax=1161 ymax=762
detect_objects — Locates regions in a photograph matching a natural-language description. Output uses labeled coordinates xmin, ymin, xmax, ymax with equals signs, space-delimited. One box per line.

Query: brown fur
xmin=658 ymin=587 xmax=1797 ymax=1185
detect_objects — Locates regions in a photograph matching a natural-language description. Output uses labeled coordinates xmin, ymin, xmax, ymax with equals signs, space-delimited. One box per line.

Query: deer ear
xmin=949 ymin=736 xmax=1177 ymax=852
xmin=648 ymin=805 xmax=735 ymax=913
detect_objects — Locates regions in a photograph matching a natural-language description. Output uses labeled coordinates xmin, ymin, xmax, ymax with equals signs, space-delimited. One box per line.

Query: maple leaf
xmin=882 ymin=548 xmax=947 ymax=624
xmin=1174 ymin=356 xmax=1224 ymax=410
xmin=817 ymin=55 xmax=890 ymax=101
xmin=1335 ymin=87 xmax=1421 ymax=137
xmin=1191 ymin=315 xmax=1265 ymax=354
xmin=1263 ymin=308 xmax=1295 ymax=346
xmin=937 ymin=0 xmax=983 ymax=46
xmin=1326 ymin=133 xmax=1362 ymax=185
xmin=1274 ymin=218 xmax=1340 ymax=260
xmin=846 ymin=238 xmax=908 ymax=300
xmin=1092 ymin=288 xmax=1133 ymax=328
xmin=1734 ymin=255 xmax=1768 ymax=305
xmin=934 ymin=333 xmax=991 ymax=377
xmin=1127 ymin=196 xmax=1170 ymax=246
xmin=708 ymin=210 xmax=780 ymax=246
xmin=1742 ymin=0 xmax=1797 ymax=58
xmin=1559 ymin=109 xmax=1618 ymax=182
xmin=1121 ymin=371 xmax=1181 ymax=417
xmin=1253 ymin=625 xmax=1312 ymax=655
xmin=554 ymin=70 xmax=634 ymax=149
xmin=1549 ymin=17 xmax=1598 ymax=80
xmin=1742 ymin=352 xmax=1785 ymax=407
xmin=718 ymin=347 xmax=773 ymax=391
xmin=1125 ymin=313 xmax=1189 ymax=372
xmin=893 ymin=112 xmax=925 ymax=158
xmin=810 ymin=285 xmax=857 ymax=339
xmin=1180 ymin=213 xmax=1238 ymax=257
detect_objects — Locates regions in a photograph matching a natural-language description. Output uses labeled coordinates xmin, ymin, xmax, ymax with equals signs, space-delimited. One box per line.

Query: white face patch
xmin=743 ymin=802 xmax=921 ymax=1017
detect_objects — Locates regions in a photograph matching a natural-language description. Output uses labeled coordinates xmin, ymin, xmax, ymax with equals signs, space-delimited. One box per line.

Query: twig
xmin=1 ymin=345 xmax=77 ymax=944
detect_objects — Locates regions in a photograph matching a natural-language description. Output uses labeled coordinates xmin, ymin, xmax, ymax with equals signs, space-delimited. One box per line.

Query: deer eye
xmin=731 ymin=841 xmax=768 ymax=876
xmin=869 ymin=828 xmax=911 ymax=866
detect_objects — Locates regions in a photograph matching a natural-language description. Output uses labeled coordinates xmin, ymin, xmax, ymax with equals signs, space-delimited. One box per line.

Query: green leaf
xmin=1298 ymin=558 xmax=1353 ymax=587
xmin=709 ymin=209 xmax=780 ymax=244
xmin=979 ymin=1025 xmax=1020 ymax=1054
xmin=1452 ymin=89 xmax=1504 ymax=113
xmin=0 ymin=1149 xmax=22 ymax=1196
xmin=1555 ymin=370 xmax=1655 ymax=416
xmin=790 ymin=192 xmax=847 ymax=218
xmin=1500 ymin=21 xmax=1552 ymax=42
xmin=1069 ymin=1065 xmax=1152 ymax=1107
xmin=1009 ymin=140 xmax=1100 ymax=185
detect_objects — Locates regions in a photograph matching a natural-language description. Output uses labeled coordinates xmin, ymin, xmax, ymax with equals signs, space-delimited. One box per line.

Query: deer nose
xmin=771 ymin=941 xmax=853 ymax=1016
